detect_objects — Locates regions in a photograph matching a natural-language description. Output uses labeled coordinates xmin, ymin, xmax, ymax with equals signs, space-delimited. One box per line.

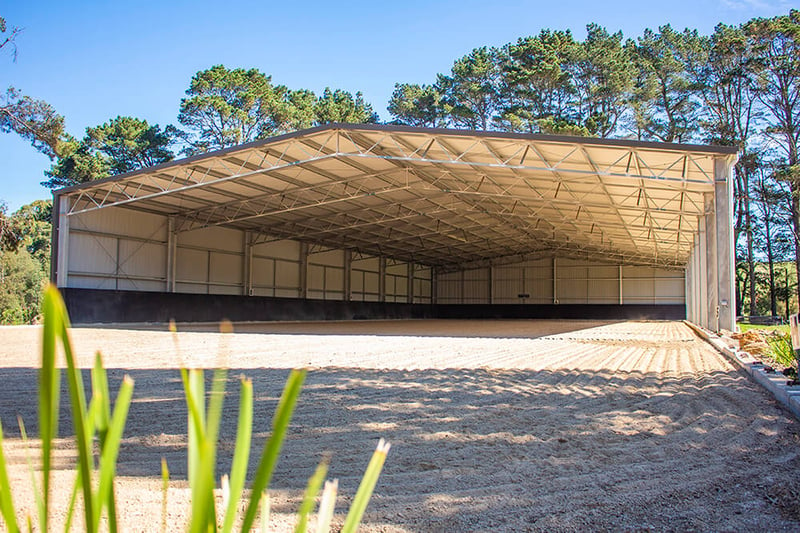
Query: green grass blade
xmin=221 ymin=377 xmax=252 ymax=533
xmin=55 ymin=296 xmax=96 ymax=533
xmin=38 ymin=285 xmax=62 ymax=532
xmin=91 ymin=353 xmax=111 ymax=434
xmin=316 ymin=479 xmax=338 ymax=533
xmin=193 ymin=368 xmax=227 ymax=533
xmin=341 ymin=439 xmax=391 ymax=533
xmin=181 ymin=369 xmax=217 ymax=533
xmin=94 ymin=375 xmax=134 ymax=533
xmin=206 ymin=369 xmax=227 ymax=448
xmin=182 ymin=369 xmax=206 ymax=488
xmin=240 ymin=369 xmax=306 ymax=532
xmin=161 ymin=458 xmax=169 ymax=533
xmin=0 ymin=421 xmax=20 ymax=533
xmin=294 ymin=457 xmax=329 ymax=533
xmin=203 ymin=368 xmax=227 ymax=529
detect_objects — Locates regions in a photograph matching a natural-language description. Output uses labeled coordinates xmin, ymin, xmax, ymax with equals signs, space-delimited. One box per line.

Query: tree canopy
xmin=42 ymin=116 xmax=175 ymax=189
xmin=177 ymin=65 xmax=378 ymax=154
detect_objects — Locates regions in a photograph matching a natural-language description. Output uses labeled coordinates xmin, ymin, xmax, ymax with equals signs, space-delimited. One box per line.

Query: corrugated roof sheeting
xmin=58 ymin=124 xmax=737 ymax=271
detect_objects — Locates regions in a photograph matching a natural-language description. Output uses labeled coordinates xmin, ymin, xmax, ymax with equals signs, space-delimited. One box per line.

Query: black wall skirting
xmin=61 ymin=288 xmax=686 ymax=324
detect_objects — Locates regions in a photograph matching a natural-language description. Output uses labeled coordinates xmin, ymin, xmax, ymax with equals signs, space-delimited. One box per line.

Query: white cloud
xmin=718 ymin=0 xmax=792 ymax=13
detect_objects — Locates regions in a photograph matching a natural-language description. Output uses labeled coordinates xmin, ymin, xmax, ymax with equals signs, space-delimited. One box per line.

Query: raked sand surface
xmin=1 ymin=319 xmax=800 ymax=531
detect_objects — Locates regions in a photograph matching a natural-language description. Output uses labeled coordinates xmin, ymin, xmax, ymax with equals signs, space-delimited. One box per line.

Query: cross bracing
xmin=57 ymin=123 xmax=738 ymax=271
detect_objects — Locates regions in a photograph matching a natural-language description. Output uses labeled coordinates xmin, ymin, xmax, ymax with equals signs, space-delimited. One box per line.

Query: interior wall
xmin=436 ymin=257 xmax=685 ymax=305
xmin=66 ymin=207 xmax=168 ymax=292
xmin=62 ymin=206 xmax=433 ymax=304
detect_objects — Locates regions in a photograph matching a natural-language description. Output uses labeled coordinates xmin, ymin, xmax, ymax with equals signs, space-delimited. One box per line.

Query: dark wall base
xmin=61 ymin=288 xmax=686 ymax=324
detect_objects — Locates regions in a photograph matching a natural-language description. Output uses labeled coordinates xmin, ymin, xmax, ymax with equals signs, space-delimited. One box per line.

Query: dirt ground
xmin=2 ymin=319 xmax=800 ymax=532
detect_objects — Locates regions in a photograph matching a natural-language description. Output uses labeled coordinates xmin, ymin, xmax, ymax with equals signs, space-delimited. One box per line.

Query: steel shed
xmin=51 ymin=123 xmax=737 ymax=330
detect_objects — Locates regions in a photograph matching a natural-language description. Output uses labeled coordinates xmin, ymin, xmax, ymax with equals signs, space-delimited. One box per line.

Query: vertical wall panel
xmin=386 ymin=260 xmax=409 ymax=303
xmin=414 ymin=266 xmax=432 ymax=303
xmin=442 ymin=256 xmax=684 ymax=306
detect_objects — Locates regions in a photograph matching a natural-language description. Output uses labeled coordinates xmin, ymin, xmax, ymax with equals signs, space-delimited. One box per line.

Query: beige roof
xmin=58 ymin=123 xmax=738 ymax=271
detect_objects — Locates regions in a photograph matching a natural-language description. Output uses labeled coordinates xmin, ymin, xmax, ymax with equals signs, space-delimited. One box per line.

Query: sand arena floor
xmin=1 ymin=319 xmax=800 ymax=531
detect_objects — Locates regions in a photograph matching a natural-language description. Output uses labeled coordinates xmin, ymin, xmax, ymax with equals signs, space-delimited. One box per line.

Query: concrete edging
xmin=685 ymin=320 xmax=800 ymax=421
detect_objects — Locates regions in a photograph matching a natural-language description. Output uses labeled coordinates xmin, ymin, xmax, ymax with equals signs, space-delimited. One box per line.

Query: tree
xmin=628 ymin=25 xmax=706 ymax=142
xmin=42 ymin=116 xmax=175 ymax=189
xmin=690 ymin=23 xmax=761 ymax=314
xmin=438 ymin=47 xmax=502 ymax=130
xmin=747 ymin=10 xmax=800 ymax=305
xmin=0 ymin=201 xmax=20 ymax=251
xmin=287 ymin=88 xmax=317 ymax=130
xmin=313 ymin=88 xmax=378 ymax=124
xmin=42 ymin=136 xmax=110 ymax=189
xmin=501 ymin=31 xmax=580 ymax=133
xmin=0 ymin=199 xmax=51 ymax=324
xmin=0 ymin=248 xmax=46 ymax=324
xmin=178 ymin=65 xmax=303 ymax=153
xmin=569 ymin=24 xmax=633 ymax=137
xmin=753 ymin=166 xmax=792 ymax=316
xmin=388 ymin=83 xmax=447 ymax=127
xmin=12 ymin=199 xmax=52 ymax=265
xmin=86 ymin=116 xmax=175 ymax=174
xmin=0 ymin=16 xmax=66 ymax=159
xmin=0 ymin=15 xmax=21 ymax=59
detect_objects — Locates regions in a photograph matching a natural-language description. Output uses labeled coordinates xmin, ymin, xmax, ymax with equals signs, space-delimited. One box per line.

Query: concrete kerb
xmin=684 ymin=320 xmax=800 ymax=421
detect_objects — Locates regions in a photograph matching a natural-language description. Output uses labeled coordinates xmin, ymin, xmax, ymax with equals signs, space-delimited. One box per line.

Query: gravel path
xmin=1 ymin=319 xmax=800 ymax=531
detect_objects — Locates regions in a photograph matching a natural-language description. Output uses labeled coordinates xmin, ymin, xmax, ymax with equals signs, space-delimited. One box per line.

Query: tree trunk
xmin=792 ymin=188 xmax=800 ymax=310
xmin=745 ymin=177 xmax=757 ymax=315
xmin=765 ymin=214 xmax=777 ymax=316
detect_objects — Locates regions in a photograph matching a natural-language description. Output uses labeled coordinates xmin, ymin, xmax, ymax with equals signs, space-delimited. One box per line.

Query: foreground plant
xmin=0 ymin=285 xmax=390 ymax=532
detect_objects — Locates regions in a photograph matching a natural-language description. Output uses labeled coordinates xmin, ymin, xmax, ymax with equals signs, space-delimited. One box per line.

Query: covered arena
xmin=51 ymin=124 xmax=738 ymax=331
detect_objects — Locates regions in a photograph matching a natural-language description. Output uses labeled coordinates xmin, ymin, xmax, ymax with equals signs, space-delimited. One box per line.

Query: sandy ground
xmin=1 ymin=319 xmax=800 ymax=532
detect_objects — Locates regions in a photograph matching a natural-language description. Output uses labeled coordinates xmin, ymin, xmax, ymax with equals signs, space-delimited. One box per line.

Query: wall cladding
xmin=64 ymin=208 xmax=682 ymax=314
xmin=436 ymin=257 xmax=685 ymax=305
xmin=64 ymin=207 xmax=434 ymax=304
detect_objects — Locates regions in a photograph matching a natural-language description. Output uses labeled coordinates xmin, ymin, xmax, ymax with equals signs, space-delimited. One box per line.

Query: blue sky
xmin=1 ymin=0 xmax=795 ymax=211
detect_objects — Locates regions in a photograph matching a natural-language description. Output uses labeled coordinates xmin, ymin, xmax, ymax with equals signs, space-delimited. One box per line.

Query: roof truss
xmin=59 ymin=124 xmax=735 ymax=270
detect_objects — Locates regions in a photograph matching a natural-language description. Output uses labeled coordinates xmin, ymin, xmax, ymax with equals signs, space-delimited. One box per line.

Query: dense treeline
xmin=1 ymin=11 xmax=799 ymax=322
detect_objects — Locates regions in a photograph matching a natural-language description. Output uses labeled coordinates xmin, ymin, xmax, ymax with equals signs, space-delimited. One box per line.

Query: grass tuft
xmin=0 ymin=285 xmax=390 ymax=533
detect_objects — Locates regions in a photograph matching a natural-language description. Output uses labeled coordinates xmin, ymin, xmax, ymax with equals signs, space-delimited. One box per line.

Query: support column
xmin=691 ymin=238 xmax=697 ymax=324
xmin=705 ymin=193 xmax=719 ymax=331
xmin=166 ymin=217 xmax=177 ymax=293
xmin=489 ymin=264 xmax=494 ymax=304
xmin=691 ymin=241 xmax=700 ymax=324
xmin=299 ymin=242 xmax=309 ymax=299
xmin=715 ymin=157 xmax=736 ymax=331
xmin=431 ymin=266 xmax=438 ymax=304
xmin=684 ymin=254 xmax=692 ymax=323
xmin=553 ymin=256 xmax=559 ymax=304
xmin=619 ymin=265 xmax=623 ymax=305
xmin=243 ymin=231 xmax=253 ymax=296
xmin=344 ymin=249 xmax=352 ymax=301
xmin=407 ymin=262 xmax=415 ymax=304
xmin=698 ymin=215 xmax=709 ymax=328
xmin=378 ymin=256 xmax=386 ymax=302
xmin=55 ymin=195 xmax=71 ymax=288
